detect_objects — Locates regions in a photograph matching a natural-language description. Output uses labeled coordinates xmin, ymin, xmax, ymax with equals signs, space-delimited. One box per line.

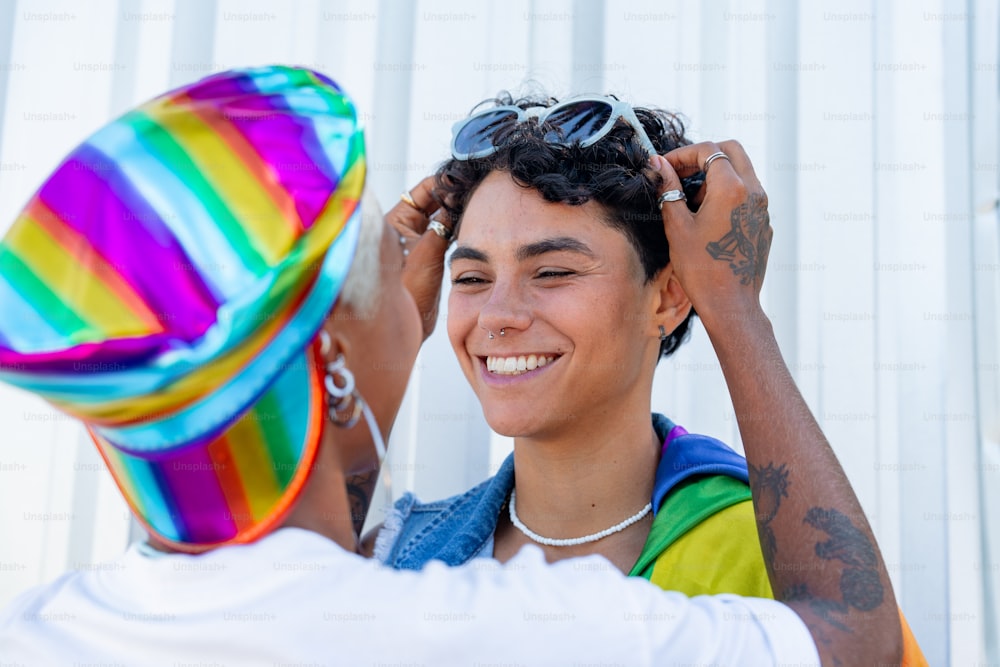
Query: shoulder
xmin=637 ymin=414 xmax=771 ymax=596
xmin=651 ymin=499 xmax=773 ymax=598
xmin=0 ymin=571 xmax=85 ymax=645
xmin=651 ymin=413 xmax=750 ymax=513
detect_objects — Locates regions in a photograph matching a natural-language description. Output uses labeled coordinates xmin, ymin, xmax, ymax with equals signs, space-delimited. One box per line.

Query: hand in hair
xmin=387 ymin=176 xmax=449 ymax=340
xmin=649 ymin=141 xmax=773 ymax=329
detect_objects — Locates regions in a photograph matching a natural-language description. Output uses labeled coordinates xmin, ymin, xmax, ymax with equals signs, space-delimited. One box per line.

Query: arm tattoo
xmin=780 ymin=508 xmax=885 ymax=633
xmin=804 ymin=507 xmax=884 ymax=612
xmin=747 ymin=462 xmax=789 ymax=565
xmin=346 ymin=470 xmax=377 ymax=537
xmin=706 ymin=193 xmax=771 ymax=286
xmin=750 ymin=462 xmax=885 ymax=638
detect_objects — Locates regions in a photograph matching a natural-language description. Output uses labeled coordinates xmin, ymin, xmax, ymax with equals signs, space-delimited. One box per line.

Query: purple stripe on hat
xmin=226 ymin=99 xmax=338 ymax=229
xmin=157 ymin=440 xmax=237 ymax=543
xmin=39 ymin=145 xmax=219 ymax=343
xmin=311 ymin=71 xmax=340 ymax=90
xmin=181 ymin=71 xmax=258 ymax=102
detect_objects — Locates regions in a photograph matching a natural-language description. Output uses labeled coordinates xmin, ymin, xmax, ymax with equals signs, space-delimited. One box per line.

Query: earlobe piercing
xmin=324 ymin=354 xmax=364 ymax=428
xmin=659 ymin=325 xmax=667 ymax=341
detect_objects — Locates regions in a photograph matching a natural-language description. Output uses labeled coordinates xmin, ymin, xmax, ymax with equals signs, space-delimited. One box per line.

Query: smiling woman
xmin=373 ymin=93 xmax=765 ymax=582
xmin=372 ymin=92 xmax=926 ymax=665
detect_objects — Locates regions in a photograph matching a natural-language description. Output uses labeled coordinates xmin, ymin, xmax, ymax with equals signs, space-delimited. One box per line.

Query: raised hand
xmin=386 ymin=176 xmax=452 ymax=340
xmin=649 ymin=141 xmax=773 ymax=329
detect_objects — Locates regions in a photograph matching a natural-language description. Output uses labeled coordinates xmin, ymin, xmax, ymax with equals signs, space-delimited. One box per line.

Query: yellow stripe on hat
xmin=219 ymin=409 xmax=282 ymax=521
xmin=151 ymin=109 xmax=296 ymax=266
xmin=295 ymin=153 xmax=364 ymax=263
xmin=5 ymin=216 xmax=159 ymax=340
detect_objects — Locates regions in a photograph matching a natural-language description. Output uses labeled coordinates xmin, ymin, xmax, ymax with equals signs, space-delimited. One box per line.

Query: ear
xmin=651 ymin=263 xmax=692 ymax=340
xmin=318 ymin=310 xmax=352 ymax=363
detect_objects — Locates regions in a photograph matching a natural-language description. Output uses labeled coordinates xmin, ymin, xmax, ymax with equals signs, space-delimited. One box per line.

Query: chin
xmin=482 ymin=405 xmax=560 ymax=439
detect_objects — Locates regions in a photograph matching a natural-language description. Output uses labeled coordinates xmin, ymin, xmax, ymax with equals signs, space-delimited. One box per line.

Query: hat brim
xmin=91 ymin=344 xmax=325 ymax=553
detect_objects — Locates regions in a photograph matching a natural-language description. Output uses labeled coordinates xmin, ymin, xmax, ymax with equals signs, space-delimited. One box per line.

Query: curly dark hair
xmin=436 ymin=92 xmax=703 ymax=359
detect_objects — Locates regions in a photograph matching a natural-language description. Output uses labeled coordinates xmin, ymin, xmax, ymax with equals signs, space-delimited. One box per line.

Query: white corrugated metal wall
xmin=0 ymin=1 xmax=995 ymax=664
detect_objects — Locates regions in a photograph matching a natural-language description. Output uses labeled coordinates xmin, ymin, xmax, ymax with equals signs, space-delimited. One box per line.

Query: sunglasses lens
xmin=454 ymin=109 xmax=521 ymax=157
xmin=543 ymin=100 xmax=613 ymax=145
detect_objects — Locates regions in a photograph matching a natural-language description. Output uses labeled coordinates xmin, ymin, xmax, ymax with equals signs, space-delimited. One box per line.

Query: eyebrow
xmin=515 ymin=237 xmax=595 ymax=262
xmin=449 ymin=236 xmax=595 ymax=268
xmin=449 ymin=246 xmax=489 ymax=268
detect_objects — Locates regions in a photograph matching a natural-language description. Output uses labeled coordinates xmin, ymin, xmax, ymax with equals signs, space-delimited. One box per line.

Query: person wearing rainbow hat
xmin=0 ymin=66 xmax=896 ymax=665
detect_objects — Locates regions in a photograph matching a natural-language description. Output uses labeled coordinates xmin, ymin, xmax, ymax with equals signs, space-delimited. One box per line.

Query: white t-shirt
xmin=0 ymin=527 xmax=818 ymax=666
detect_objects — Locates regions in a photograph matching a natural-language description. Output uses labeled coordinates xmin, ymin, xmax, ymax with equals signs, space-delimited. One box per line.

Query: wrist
xmin=696 ymin=299 xmax=770 ymax=334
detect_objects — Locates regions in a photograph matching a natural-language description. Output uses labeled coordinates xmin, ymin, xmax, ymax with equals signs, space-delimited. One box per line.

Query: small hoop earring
xmin=658 ymin=325 xmax=667 ymax=342
xmin=324 ymin=354 xmax=364 ymax=428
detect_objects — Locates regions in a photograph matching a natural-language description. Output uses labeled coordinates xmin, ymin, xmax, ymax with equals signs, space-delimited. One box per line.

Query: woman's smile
xmin=477 ymin=353 xmax=563 ymax=387
xmin=485 ymin=353 xmax=559 ymax=375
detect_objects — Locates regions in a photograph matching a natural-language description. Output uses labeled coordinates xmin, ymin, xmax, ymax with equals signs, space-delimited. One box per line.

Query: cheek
xmin=446 ymin=291 xmax=473 ymax=349
xmin=559 ymin=284 xmax=638 ymax=347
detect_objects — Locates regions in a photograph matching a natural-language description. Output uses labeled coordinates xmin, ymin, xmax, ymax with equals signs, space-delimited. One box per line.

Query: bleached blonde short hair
xmin=338 ymin=184 xmax=384 ymax=317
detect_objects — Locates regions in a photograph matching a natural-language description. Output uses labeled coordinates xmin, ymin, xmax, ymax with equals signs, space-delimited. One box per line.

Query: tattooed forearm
xmin=747 ymin=462 xmax=789 ymax=565
xmin=346 ymin=470 xmax=377 ymax=537
xmin=783 ymin=583 xmax=851 ymax=632
xmin=706 ymin=192 xmax=771 ymax=287
xmin=804 ymin=507 xmax=884 ymax=612
xmin=749 ymin=462 xmax=885 ymax=635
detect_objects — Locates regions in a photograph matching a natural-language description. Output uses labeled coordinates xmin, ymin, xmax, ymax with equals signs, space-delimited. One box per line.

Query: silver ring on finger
xmin=657 ymin=189 xmax=686 ymax=210
xmin=703 ymin=151 xmax=730 ymax=172
xmin=428 ymin=219 xmax=454 ymax=243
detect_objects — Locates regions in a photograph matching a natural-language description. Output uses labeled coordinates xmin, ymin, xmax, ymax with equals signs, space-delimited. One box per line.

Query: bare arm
xmin=652 ymin=143 xmax=902 ymax=665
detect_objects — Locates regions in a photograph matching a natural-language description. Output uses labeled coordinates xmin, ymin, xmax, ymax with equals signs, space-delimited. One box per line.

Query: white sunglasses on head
xmin=450 ymin=96 xmax=658 ymax=160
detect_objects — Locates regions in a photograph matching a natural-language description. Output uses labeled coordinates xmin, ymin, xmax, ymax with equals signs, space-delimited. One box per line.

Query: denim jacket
xmin=374 ymin=413 xmax=750 ymax=569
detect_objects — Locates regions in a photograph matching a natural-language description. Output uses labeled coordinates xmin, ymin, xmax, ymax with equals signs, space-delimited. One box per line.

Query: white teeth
xmin=486 ymin=355 xmax=556 ymax=376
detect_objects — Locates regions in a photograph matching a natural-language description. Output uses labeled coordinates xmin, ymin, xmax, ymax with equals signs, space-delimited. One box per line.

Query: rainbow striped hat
xmin=0 ymin=66 xmax=365 ymax=551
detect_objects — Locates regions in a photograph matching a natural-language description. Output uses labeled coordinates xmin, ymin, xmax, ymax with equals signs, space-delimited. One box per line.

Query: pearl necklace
xmin=508 ymin=488 xmax=653 ymax=547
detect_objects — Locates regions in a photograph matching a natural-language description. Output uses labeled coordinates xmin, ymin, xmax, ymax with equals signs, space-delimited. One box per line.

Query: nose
xmin=477 ymin=276 xmax=532 ymax=338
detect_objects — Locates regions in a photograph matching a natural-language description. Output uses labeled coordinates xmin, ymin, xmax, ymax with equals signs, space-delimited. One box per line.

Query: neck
xmin=510 ymin=401 xmax=660 ymax=540
xmin=280 ymin=429 xmax=361 ymax=553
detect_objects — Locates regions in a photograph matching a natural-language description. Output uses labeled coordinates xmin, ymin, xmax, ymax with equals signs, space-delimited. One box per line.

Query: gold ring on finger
xmin=400 ymin=191 xmax=423 ymax=213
